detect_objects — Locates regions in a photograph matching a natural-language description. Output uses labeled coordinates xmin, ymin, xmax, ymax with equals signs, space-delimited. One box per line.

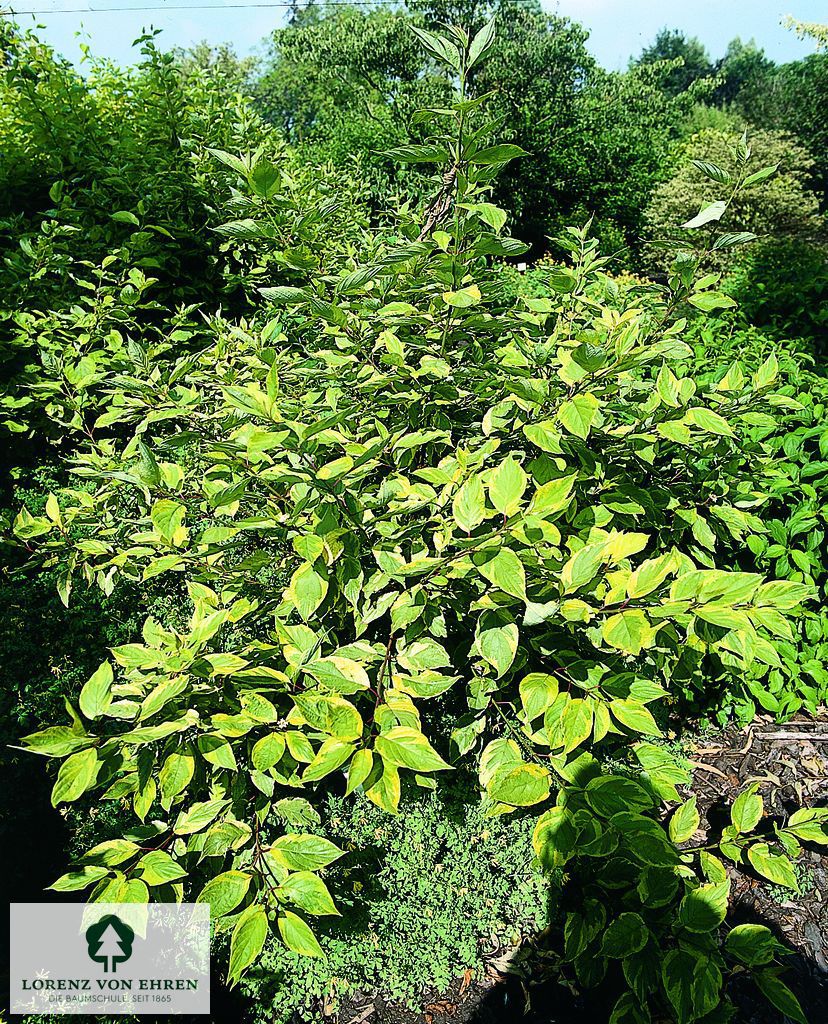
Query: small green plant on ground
xmin=240 ymin=778 xmax=549 ymax=1022
xmin=12 ymin=18 xmax=828 ymax=1024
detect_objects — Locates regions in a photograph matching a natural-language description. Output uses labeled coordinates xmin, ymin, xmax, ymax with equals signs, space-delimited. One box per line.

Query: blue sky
xmin=6 ymin=0 xmax=826 ymax=70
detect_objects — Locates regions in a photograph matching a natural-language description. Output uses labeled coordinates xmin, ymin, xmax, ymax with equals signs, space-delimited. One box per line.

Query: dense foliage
xmin=255 ymin=0 xmax=695 ymax=257
xmin=2 ymin=9 xmax=828 ymax=1024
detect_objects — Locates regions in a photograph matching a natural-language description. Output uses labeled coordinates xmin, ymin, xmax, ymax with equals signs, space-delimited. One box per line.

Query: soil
xmin=687 ymin=714 xmax=828 ymax=1023
xmin=311 ymin=716 xmax=828 ymax=1024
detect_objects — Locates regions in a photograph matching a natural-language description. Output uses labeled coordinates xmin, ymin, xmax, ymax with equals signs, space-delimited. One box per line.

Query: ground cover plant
xmin=3 ymin=10 xmax=828 ymax=1024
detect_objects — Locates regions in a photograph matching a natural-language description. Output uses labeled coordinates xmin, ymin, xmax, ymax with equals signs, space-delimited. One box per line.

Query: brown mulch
xmin=687 ymin=714 xmax=828 ymax=1023
xmin=320 ymin=946 xmax=543 ymax=1024
xmin=306 ymin=717 xmax=828 ymax=1024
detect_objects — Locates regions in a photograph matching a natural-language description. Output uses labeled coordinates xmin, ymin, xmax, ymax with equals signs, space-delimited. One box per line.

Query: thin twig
xmin=761 ymin=732 xmax=828 ymax=742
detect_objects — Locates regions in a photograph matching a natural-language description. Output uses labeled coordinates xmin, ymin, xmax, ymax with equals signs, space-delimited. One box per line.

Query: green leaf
xmin=560 ymin=541 xmax=606 ymax=593
xmin=612 ymin=813 xmax=679 ymax=868
xmin=366 ymin=757 xmax=401 ymax=814
xmin=21 ymin=726 xmax=94 ymax=758
xmin=691 ymin=160 xmax=731 ymax=185
xmin=467 ymin=17 xmax=496 ymax=68
xmin=753 ymin=352 xmax=779 ymax=389
xmin=251 ymin=733 xmax=286 ymax=772
xmin=49 ymin=866 xmax=110 ymax=891
xmin=396 ymin=638 xmax=450 ymax=672
xmin=150 ymin=499 xmax=186 ymax=544
xmin=637 ymin=867 xmax=679 ymax=909
xmin=288 ymin=562 xmax=328 ymax=620
xmin=712 ymin=231 xmax=757 ymax=250
xmin=259 ymin=285 xmax=307 ymax=304
xmin=602 ymin=912 xmax=648 ymax=958
xmin=696 ymin=604 xmax=752 ymax=631
xmin=731 ymin=785 xmax=763 ymax=833
xmin=173 ymin=799 xmax=228 ymax=835
xmin=585 ymin=775 xmax=654 ymax=817
xmin=523 ymin=420 xmax=562 ymax=452
xmin=626 ymin=552 xmax=671 ymax=598
xmin=685 ymin=406 xmax=734 ymax=436
xmin=346 ymin=749 xmax=374 ymax=795
xmin=753 ymin=970 xmax=806 ymax=1024
xmin=602 ymin=611 xmax=651 ymax=656
xmin=278 ymin=910 xmax=324 ymax=958
xmin=197 ymin=870 xmax=251 ymax=918
xmin=636 ymin=743 xmax=691 ymax=802
xmin=558 ymin=393 xmax=599 ymax=439
xmin=250 ymin=158 xmax=281 ymax=198
xmin=488 ymin=456 xmax=527 ymax=515
xmin=442 ymin=284 xmax=481 ymax=308
xmin=471 ymin=144 xmax=529 ymax=165
xmin=747 ymin=843 xmax=798 ymax=890
xmin=560 ymin=698 xmax=594 ymax=754
xmin=519 ymin=673 xmax=559 ymax=722
xmin=229 ymin=905 xmax=268 ymax=983
xmin=386 ymin=143 xmax=451 ymax=164
xmin=755 ymin=581 xmax=812 ymax=610
xmin=657 ymin=420 xmax=692 ymax=445
xmin=198 ymin=734 xmax=238 ymax=771
xmin=661 ymin=949 xmax=698 ymax=1021
xmin=138 ymin=850 xmax=187 ymax=885
xmin=268 ymin=834 xmax=344 ymax=872
xmin=302 ymin=738 xmax=354 ymax=782
xmin=669 ymin=796 xmax=700 ymax=844
xmin=303 ymin=657 xmax=370 ymax=694
xmin=452 ymin=475 xmax=486 ymax=533
xmin=112 ymin=210 xmax=140 ymax=226
xmin=51 ymin=747 xmax=98 ymax=806
xmin=678 ymin=881 xmax=729 ymax=933
xmin=477 ymin=613 xmax=519 ymax=677
xmin=526 ymin=473 xmax=574 ymax=518
xmin=474 ymin=547 xmax=526 ymax=600
xmin=278 ymin=872 xmax=339 ymax=916
xmin=742 ymin=164 xmax=779 ymax=188
xmin=786 ymin=808 xmax=828 ymax=845
xmin=725 ymin=924 xmax=778 ymax=966
xmin=692 ymin=955 xmax=724 ymax=1019
xmin=79 ymin=661 xmax=113 ymax=719
xmin=461 ymin=201 xmax=507 ymax=231
xmin=375 ymin=727 xmax=452 ymax=773
xmin=81 ymin=839 xmax=140 ymax=867
xmin=207 ymin=147 xmax=248 ymax=175
xmin=610 ymin=698 xmax=660 ymax=736
xmin=532 ymin=806 xmax=577 ymax=870
xmin=410 ymin=25 xmax=461 ymax=70
xmin=159 ymin=750 xmax=195 ymax=804
xmin=687 ymin=291 xmax=738 ymax=312
xmin=682 ymin=200 xmax=727 ymax=228
xmin=488 ymin=763 xmax=550 ymax=807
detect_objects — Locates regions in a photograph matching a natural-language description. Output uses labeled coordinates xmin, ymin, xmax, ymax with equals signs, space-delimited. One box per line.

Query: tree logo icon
xmin=85 ymin=915 xmax=135 ymax=973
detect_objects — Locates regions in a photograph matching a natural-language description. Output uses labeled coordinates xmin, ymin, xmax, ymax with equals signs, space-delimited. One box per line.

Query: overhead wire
xmin=4 ymin=0 xmax=538 ymax=14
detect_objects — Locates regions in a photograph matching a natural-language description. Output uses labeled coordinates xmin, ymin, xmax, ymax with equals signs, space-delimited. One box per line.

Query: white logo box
xmin=10 ymin=903 xmax=210 ymax=1015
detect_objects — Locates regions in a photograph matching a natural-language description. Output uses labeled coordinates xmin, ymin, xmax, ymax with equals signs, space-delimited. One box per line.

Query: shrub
xmin=12 ymin=20 xmax=826 ymax=1024
xmin=724 ymin=237 xmax=828 ymax=342
xmin=643 ymin=126 xmax=823 ymax=273
xmin=681 ymin=315 xmax=828 ymax=724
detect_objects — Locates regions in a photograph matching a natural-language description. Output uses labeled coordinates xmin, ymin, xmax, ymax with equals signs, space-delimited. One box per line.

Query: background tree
xmin=643 ymin=126 xmax=823 ymax=271
xmin=254 ymin=1 xmax=691 ymax=256
xmin=634 ymin=28 xmax=713 ymax=95
xmin=712 ymin=37 xmax=774 ymax=106
xmin=759 ymin=55 xmax=828 ymax=206
xmin=253 ymin=5 xmax=440 ymax=208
